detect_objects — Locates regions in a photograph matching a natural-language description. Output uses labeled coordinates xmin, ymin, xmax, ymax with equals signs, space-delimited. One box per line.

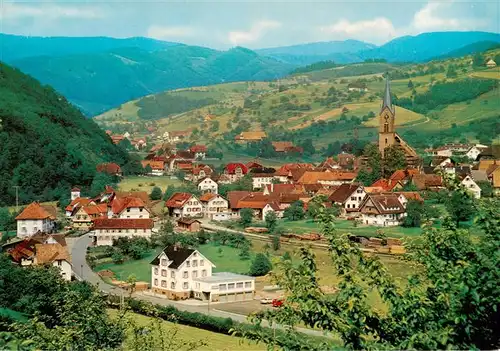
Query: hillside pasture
xmin=118 ymin=176 xmax=182 ymax=193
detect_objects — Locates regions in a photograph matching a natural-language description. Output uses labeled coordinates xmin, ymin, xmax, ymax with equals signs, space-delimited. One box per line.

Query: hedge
xmin=106 ymin=295 xmax=332 ymax=350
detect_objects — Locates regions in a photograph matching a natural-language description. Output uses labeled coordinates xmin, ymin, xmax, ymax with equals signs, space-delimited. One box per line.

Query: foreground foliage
xmin=241 ymin=191 xmax=500 ymax=349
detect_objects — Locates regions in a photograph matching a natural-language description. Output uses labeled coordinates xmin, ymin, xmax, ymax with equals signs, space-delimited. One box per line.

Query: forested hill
xmin=0 ymin=62 xmax=129 ymax=206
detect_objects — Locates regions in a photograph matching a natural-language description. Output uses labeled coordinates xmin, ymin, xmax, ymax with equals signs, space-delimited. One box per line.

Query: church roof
xmin=381 ymin=76 xmax=394 ymax=113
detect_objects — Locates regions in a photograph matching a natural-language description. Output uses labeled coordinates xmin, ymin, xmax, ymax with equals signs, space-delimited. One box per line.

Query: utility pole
xmin=13 ymin=186 xmax=20 ymax=212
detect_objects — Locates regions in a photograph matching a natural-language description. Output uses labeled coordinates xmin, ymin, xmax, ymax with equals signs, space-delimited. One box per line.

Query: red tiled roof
xmin=199 ymin=193 xmax=218 ymax=202
xmin=16 ymin=202 xmax=55 ymax=220
xmin=92 ymin=218 xmax=153 ymax=229
xmin=370 ymin=179 xmax=401 ymax=192
xmin=389 ymin=169 xmax=419 ymax=182
xmin=83 ymin=204 xmax=108 ymax=216
xmin=189 ymin=145 xmax=207 ymax=153
xmin=176 ymin=150 xmax=195 ymax=159
xmin=225 ymin=163 xmax=248 ymax=175
xmin=272 ymin=141 xmax=293 ymax=152
xmin=394 ymin=192 xmax=423 ymax=202
xmin=227 ymin=191 xmax=252 ymax=209
xmin=246 ymin=161 xmax=264 ymax=169
xmin=111 ymin=197 xmax=147 ymax=215
xmin=141 ymin=160 xmax=165 ymax=170
xmin=298 ymin=171 xmax=357 ymax=184
xmin=35 ymin=243 xmax=70 ymax=264
xmin=165 ymin=193 xmax=193 ymax=208
xmin=96 ymin=163 xmax=121 ymax=175
xmin=177 ymin=162 xmax=194 ymax=171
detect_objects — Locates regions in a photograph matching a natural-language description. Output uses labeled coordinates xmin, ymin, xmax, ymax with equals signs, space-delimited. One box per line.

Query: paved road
xmin=71 ymin=234 xmax=327 ymax=338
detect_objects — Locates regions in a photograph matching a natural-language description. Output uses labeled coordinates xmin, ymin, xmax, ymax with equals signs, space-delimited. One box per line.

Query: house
xmin=347 ymin=81 xmax=368 ymax=92
xmin=297 ymin=171 xmax=357 ymax=186
xmin=246 ymin=161 xmax=264 ymax=171
xmin=465 ymin=145 xmax=482 ymax=160
xmin=7 ymin=234 xmax=72 ymax=280
xmin=131 ymin=138 xmax=147 ymax=151
xmin=486 ymin=58 xmax=497 ymax=68
xmin=459 ymin=174 xmax=481 ymax=199
xmin=328 ymin=183 xmax=366 ymax=215
xmin=359 ymin=194 xmax=406 ymax=227
xmin=271 ymin=141 xmax=293 ymax=153
xmin=71 ymin=187 xmax=81 ymax=201
xmin=189 ymin=145 xmax=207 ymax=159
xmin=227 ymin=191 xmax=252 ymax=218
xmin=485 ymin=164 xmax=500 ymax=195
xmin=90 ymin=218 xmax=154 ymax=246
xmin=317 ymin=157 xmax=341 ymax=170
xmin=111 ymin=197 xmax=150 ymax=219
xmin=96 ymin=163 xmax=122 ymax=177
xmin=165 ymin=193 xmax=203 ymax=218
xmin=16 ymin=202 xmax=56 ymax=238
xmin=199 ymin=193 xmax=229 ymax=219
xmin=389 ymin=169 xmax=419 ymax=184
xmin=430 ymin=156 xmax=454 ymax=168
xmin=370 ymin=178 xmax=404 ymax=192
xmin=224 ymin=163 xmax=248 ymax=182
xmin=337 ymin=153 xmax=356 ymax=169
xmin=411 ymin=174 xmax=444 ymax=191
xmin=177 ymin=218 xmax=202 ymax=232
xmin=198 ymin=177 xmax=218 ymax=194
xmin=65 ymin=197 xmax=93 ymax=217
xmin=251 ymin=173 xmax=275 ymax=190
xmin=393 ymin=192 xmax=423 ymax=207
xmin=189 ymin=165 xmax=213 ymax=182
xmin=72 ymin=204 xmax=107 ymax=231
xmin=110 ymin=135 xmax=126 ymax=144
xmin=163 ymin=130 xmax=191 ymax=143
xmin=141 ymin=160 xmax=166 ymax=176
xmin=234 ymin=131 xmax=267 ymax=143
xmin=150 ymin=245 xmax=255 ymax=301
xmin=227 ymin=192 xmax=286 ymax=220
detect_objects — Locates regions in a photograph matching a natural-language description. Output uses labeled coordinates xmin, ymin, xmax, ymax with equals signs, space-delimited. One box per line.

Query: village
xmin=2 ymin=79 xmax=499 ymax=312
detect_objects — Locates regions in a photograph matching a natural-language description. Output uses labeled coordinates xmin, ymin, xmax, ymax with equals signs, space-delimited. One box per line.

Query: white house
xmin=460 ymin=174 xmax=481 ymax=199
xmin=328 ymin=183 xmax=366 ymax=215
xmin=71 ymin=187 xmax=81 ymax=201
xmin=199 ymin=193 xmax=229 ymax=219
xmin=111 ymin=197 xmax=150 ymax=219
xmin=34 ymin=242 xmax=72 ymax=281
xmin=251 ymin=173 xmax=275 ymax=190
xmin=198 ymin=177 xmax=218 ymax=194
xmin=359 ymin=194 xmax=406 ymax=227
xmin=150 ymin=245 xmax=255 ymax=302
xmin=90 ymin=218 xmax=154 ymax=246
xmin=165 ymin=193 xmax=203 ymax=218
xmin=465 ymin=146 xmax=482 ymax=160
xmin=15 ymin=202 xmax=56 ymax=238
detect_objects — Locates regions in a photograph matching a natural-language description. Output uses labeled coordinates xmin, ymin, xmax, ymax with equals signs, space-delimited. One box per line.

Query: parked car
xmin=260 ymin=297 xmax=273 ymax=304
xmin=272 ymin=298 xmax=283 ymax=308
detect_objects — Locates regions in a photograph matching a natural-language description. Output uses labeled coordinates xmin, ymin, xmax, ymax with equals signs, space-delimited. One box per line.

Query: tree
xmin=446 ymin=65 xmax=458 ymax=78
xmin=112 ymin=251 xmax=125 ymax=264
xmin=272 ymin=234 xmax=280 ymax=251
xmin=306 ymin=195 xmax=327 ymax=220
xmin=477 ymin=180 xmax=493 ymax=198
xmin=383 ymin=145 xmax=406 ymax=177
xmin=249 ymin=253 xmax=272 ymax=276
xmin=473 ymin=52 xmax=484 ymax=67
xmin=446 ymin=190 xmax=476 ymax=226
xmin=0 ymin=208 xmax=15 ymax=231
xmin=402 ymin=200 xmax=424 ymax=227
xmin=264 ymin=211 xmax=277 ymax=232
xmin=284 ymin=201 xmax=305 ymax=221
xmin=149 ymin=186 xmax=162 ymax=200
xmin=239 ymin=244 xmax=251 ymax=260
xmin=408 ymin=80 xmax=414 ymax=89
xmin=240 ymin=199 xmax=500 ymax=350
xmin=239 ymin=208 xmax=253 ymax=227
xmin=163 ymin=185 xmax=176 ymax=201
xmin=299 ymin=139 xmax=315 ymax=156
xmin=144 ymin=164 xmax=153 ymax=175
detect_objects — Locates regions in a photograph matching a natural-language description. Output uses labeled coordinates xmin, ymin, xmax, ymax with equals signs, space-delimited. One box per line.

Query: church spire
xmin=381 ymin=75 xmax=394 ymax=113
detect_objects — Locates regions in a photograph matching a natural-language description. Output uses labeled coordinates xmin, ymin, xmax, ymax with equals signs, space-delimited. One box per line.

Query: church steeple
xmin=381 ymin=75 xmax=394 ymax=113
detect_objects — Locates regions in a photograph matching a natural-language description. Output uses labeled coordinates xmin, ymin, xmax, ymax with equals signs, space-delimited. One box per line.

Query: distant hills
xmin=2 ymin=31 xmax=499 ymax=116
xmin=0 ymin=62 xmax=128 ymax=206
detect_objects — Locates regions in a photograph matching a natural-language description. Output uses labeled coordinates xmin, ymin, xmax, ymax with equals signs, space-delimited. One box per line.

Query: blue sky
xmin=1 ymin=0 xmax=498 ymax=48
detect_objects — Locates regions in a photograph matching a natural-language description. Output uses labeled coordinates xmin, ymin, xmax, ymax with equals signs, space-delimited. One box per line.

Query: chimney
xmin=173 ymin=242 xmax=181 ymax=251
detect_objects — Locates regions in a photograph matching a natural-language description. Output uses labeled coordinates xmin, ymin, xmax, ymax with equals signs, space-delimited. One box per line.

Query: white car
xmin=260 ymin=297 xmax=273 ymax=304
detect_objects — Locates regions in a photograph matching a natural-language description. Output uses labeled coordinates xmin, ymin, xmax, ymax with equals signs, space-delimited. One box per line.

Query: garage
xmin=219 ymin=294 xmax=228 ymax=303
xmin=227 ymin=293 xmax=236 ymax=303
xmin=235 ymin=292 xmax=245 ymax=301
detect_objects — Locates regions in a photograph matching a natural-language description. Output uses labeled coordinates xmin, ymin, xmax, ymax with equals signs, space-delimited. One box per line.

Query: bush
xmin=249 ymin=253 xmax=272 ymax=276
xmin=111 ymin=251 xmax=124 ymax=264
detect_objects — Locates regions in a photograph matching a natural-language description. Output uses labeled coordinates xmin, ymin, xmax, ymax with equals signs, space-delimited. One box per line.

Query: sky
xmin=1 ymin=0 xmax=499 ymax=49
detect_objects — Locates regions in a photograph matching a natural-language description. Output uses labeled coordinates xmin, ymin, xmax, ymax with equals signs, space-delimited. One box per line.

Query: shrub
xmin=249 ymin=253 xmax=272 ymax=276
xmin=111 ymin=251 xmax=124 ymax=264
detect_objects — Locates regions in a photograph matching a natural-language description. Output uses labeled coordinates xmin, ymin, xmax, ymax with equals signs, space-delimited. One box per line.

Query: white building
xmin=111 ymin=197 xmax=150 ymax=219
xmin=150 ymin=245 xmax=255 ymax=301
xmin=465 ymin=146 xmax=482 ymax=160
xmin=359 ymin=194 xmax=406 ymax=227
xmin=15 ymin=202 xmax=56 ymax=238
xmin=71 ymin=187 xmax=81 ymax=201
xmin=199 ymin=193 xmax=229 ymax=219
xmin=198 ymin=177 xmax=218 ymax=194
xmin=90 ymin=218 xmax=154 ymax=246
xmin=328 ymin=183 xmax=366 ymax=215
xmin=460 ymin=174 xmax=481 ymax=199
xmin=251 ymin=174 xmax=275 ymax=190
xmin=165 ymin=193 xmax=203 ymax=218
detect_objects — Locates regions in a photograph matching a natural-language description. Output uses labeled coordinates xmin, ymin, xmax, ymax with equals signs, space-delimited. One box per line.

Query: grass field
xmin=118 ymin=176 xmax=182 ymax=193
xmin=108 ymin=309 xmax=264 ymax=351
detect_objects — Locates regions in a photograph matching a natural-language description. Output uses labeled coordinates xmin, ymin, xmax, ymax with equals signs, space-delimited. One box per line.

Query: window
xmin=219 ymin=284 xmax=227 ymax=291
xmin=192 ymin=271 xmax=198 ymax=278
xmin=171 ymin=271 xmax=175 ymax=278
xmin=192 ymin=260 xmax=197 ymax=267
xmin=161 ymin=269 xmax=167 ymax=277
xmin=351 ymin=196 xmax=356 ymax=201
xmin=161 ymin=259 xmax=167 ymax=267
xmin=183 ymin=282 xmax=189 ymax=289
xmin=183 ymin=271 xmax=188 ymax=278
xmin=127 ymin=208 xmax=130 ymax=212
xmin=245 ymin=282 xmax=252 ymax=288
xmin=170 ymin=282 xmax=175 ymax=289
xmin=161 ymin=280 xmax=166 ymax=288
xmin=154 ymin=268 xmax=158 ymax=275
xmin=202 ymin=269 xmax=207 ymax=277
xmin=186 ymin=261 xmax=190 ymax=267
xmin=236 ymin=282 xmax=243 ymax=289
xmin=57 ymin=260 xmax=62 ymax=266
xmin=228 ymin=283 xmax=235 ymax=290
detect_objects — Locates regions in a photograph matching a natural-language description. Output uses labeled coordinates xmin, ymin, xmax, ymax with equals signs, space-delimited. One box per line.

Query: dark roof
xmin=177 ymin=218 xmax=201 ymax=225
xmin=150 ymin=245 xmax=195 ymax=269
xmin=381 ymin=76 xmax=394 ymax=113
xmin=328 ymin=184 xmax=361 ymax=203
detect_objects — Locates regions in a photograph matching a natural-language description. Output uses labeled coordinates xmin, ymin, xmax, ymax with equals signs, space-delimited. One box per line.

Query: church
xmin=378 ymin=77 xmax=419 ymax=167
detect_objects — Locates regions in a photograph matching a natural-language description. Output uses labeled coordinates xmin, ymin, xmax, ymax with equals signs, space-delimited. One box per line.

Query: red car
xmin=272 ymin=299 xmax=283 ymax=308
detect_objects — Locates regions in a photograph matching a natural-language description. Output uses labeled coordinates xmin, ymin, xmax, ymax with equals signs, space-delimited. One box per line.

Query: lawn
xmin=118 ymin=176 xmax=182 ymax=193
xmin=95 ymin=250 xmax=160 ymax=282
xmin=108 ymin=309 xmax=265 ymax=351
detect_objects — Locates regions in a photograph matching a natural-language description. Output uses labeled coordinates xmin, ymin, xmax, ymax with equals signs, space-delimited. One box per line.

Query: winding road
xmin=71 ymin=234 xmax=327 ymax=338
